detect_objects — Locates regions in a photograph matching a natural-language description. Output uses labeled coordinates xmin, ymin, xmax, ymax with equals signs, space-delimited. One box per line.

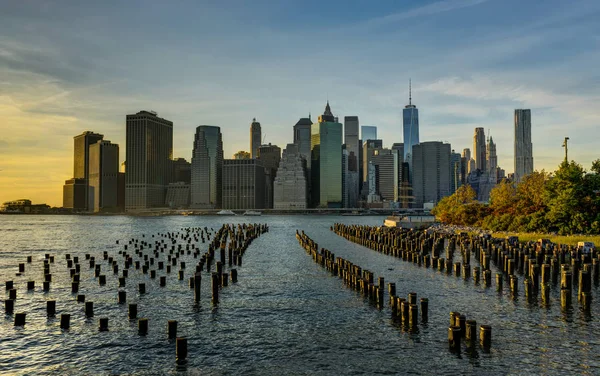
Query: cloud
xmin=359 ymin=0 xmax=491 ymax=29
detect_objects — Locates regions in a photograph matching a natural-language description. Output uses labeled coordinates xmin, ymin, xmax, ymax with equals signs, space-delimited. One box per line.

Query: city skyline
xmin=1 ymin=0 xmax=599 ymax=206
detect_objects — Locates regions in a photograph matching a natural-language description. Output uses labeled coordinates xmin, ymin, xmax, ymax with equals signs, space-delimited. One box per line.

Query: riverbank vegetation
xmin=432 ymin=159 xmax=600 ymax=235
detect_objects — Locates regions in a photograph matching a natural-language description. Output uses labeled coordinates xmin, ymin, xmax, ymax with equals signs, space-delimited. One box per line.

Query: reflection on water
xmin=0 ymin=215 xmax=598 ymax=375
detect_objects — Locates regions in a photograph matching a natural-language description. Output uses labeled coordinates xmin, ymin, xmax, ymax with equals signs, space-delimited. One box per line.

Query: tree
xmin=488 ymin=180 xmax=517 ymax=216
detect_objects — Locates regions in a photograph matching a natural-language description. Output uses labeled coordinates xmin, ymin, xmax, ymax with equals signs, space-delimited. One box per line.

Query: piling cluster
xmin=2 ymin=223 xmax=269 ymax=363
xmin=332 ymin=224 xmax=599 ymax=313
xmin=447 ymin=311 xmax=492 ymax=353
xmin=296 ymin=230 xmax=429 ymax=332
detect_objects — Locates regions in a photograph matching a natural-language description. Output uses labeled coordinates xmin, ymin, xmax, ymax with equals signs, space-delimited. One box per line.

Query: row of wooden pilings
xmin=296 ymin=229 xmax=493 ymax=352
xmin=3 ymin=223 xmax=268 ymax=363
xmin=331 ymin=224 xmax=598 ymax=312
xmin=295 ymin=230 xmax=429 ymax=327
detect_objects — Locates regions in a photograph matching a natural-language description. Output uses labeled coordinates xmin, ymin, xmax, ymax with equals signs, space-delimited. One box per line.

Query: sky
xmin=0 ymin=0 xmax=599 ymax=207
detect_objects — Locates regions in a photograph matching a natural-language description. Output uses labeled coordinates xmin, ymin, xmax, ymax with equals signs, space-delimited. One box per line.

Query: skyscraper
xmin=412 ymin=141 xmax=451 ymax=208
xmin=362 ymin=139 xmax=383 ymax=192
xmin=222 ymin=159 xmax=266 ymax=209
xmin=72 ymin=131 xmax=103 ymax=210
xmin=473 ymin=127 xmax=487 ymax=172
xmin=450 ymin=150 xmax=462 ymax=194
xmin=191 ymin=125 xmax=223 ymax=208
xmin=486 ymin=136 xmax=497 ymax=175
xmin=403 ymin=80 xmax=419 ymax=181
xmin=88 ymin=140 xmax=119 ymax=212
xmin=250 ymin=118 xmax=261 ymax=159
xmin=125 ymin=111 xmax=173 ymax=211
xmin=293 ymin=115 xmax=312 ymax=162
xmin=344 ymin=116 xmax=359 ymax=161
xmin=344 ymin=116 xmax=360 ymax=208
xmin=273 ymin=144 xmax=308 ymax=209
xmin=172 ymin=158 xmax=191 ymax=184
xmin=311 ymin=101 xmax=343 ymax=208
xmin=371 ymin=149 xmax=399 ymax=202
xmin=361 ymin=126 xmax=377 ymax=142
xmin=258 ymin=143 xmax=281 ymax=209
xmin=514 ymin=109 xmax=534 ymax=183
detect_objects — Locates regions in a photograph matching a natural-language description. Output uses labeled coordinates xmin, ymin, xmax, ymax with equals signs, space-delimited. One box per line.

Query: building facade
xmin=257 ymin=143 xmax=281 ymax=209
xmin=311 ymin=102 xmax=343 ymax=208
xmin=72 ymin=131 xmax=104 ymax=210
xmin=125 ymin=111 xmax=173 ymax=211
xmin=362 ymin=139 xmax=383 ymax=194
xmin=222 ymin=159 xmax=266 ymax=209
xmin=172 ymin=158 xmax=191 ymax=184
xmin=403 ymin=82 xmax=419 ymax=181
xmin=473 ymin=128 xmax=487 ymax=172
xmin=88 ymin=140 xmax=120 ymax=212
xmin=361 ymin=126 xmax=377 ymax=143
xmin=450 ymin=150 xmax=462 ymax=194
xmin=344 ymin=116 xmax=360 ymax=208
xmin=191 ymin=125 xmax=223 ymax=208
xmin=412 ymin=141 xmax=451 ymax=208
xmin=514 ymin=109 xmax=534 ymax=183
xmin=62 ymin=178 xmax=86 ymax=210
xmin=371 ymin=148 xmax=399 ymax=202
xmin=486 ymin=136 xmax=498 ymax=175
xmin=273 ymin=144 xmax=308 ymax=209
xmin=165 ymin=182 xmax=190 ymax=208
xmin=250 ymin=118 xmax=261 ymax=159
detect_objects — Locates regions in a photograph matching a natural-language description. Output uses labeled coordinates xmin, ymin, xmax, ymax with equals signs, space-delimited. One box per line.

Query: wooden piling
xmin=60 ymin=314 xmax=70 ymax=329
xmin=118 ymin=291 xmax=127 ymax=304
xmin=448 ymin=326 xmax=461 ymax=351
xmin=128 ymin=304 xmax=138 ymax=319
xmin=480 ymin=325 xmax=492 ymax=350
xmin=5 ymin=299 xmax=14 ymax=314
xmin=211 ymin=273 xmax=219 ymax=305
xmin=85 ymin=301 xmax=94 ymax=317
xmin=47 ymin=300 xmax=56 ymax=316
xmin=168 ymin=320 xmax=178 ymax=339
xmin=14 ymin=312 xmax=26 ymax=326
xmin=138 ymin=318 xmax=148 ymax=335
xmin=99 ymin=317 xmax=109 ymax=331
xmin=176 ymin=337 xmax=188 ymax=361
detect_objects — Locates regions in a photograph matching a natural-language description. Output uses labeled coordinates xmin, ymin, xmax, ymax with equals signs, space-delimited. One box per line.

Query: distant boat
xmin=342 ymin=210 xmax=363 ymax=216
xmin=243 ymin=210 xmax=262 ymax=216
xmin=217 ymin=210 xmax=236 ymax=216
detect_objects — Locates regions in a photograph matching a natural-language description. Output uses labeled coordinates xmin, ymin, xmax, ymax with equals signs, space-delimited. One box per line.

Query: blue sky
xmin=1 ymin=0 xmax=599 ymax=206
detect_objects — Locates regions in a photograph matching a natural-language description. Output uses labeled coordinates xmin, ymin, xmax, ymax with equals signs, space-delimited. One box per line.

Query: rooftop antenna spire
xmin=409 ymin=79 xmax=412 ymax=106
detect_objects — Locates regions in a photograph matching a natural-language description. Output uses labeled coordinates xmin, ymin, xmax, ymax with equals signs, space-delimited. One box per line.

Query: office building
xmin=362 ymin=139 xmax=383 ymax=193
xmin=250 ymin=118 xmax=261 ymax=159
xmin=72 ymin=131 xmax=104 ymax=210
xmin=165 ymin=182 xmax=190 ymax=208
xmin=222 ymin=159 xmax=266 ymax=209
xmin=344 ymin=116 xmax=360 ymax=208
xmin=258 ymin=143 xmax=281 ymax=209
xmin=311 ymin=101 xmax=343 ymax=208
xmin=293 ymin=115 xmax=312 ymax=163
xmin=274 ymin=144 xmax=308 ymax=209
xmin=88 ymin=140 xmax=120 ymax=212
xmin=403 ymin=80 xmax=419 ymax=181
xmin=473 ymin=128 xmax=486 ymax=172
xmin=62 ymin=178 xmax=86 ymax=210
xmin=371 ymin=149 xmax=399 ymax=202
xmin=486 ymin=136 xmax=498 ymax=175
xmin=191 ymin=125 xmax=223 ymax=208
xmin=514 ymin=109 xmax=534 ymax=183
xmin=172 ymin=158 xmax=191 ymax=184
xmin=412 ymin=141 xmax=451 ymax=208
xmin=361 ymin=126 xmax=377 ymax=142
xmin=450 ymin=150 xmax=462 ymax=194
xmin=125 ymin=111 xmax=173 ymax=211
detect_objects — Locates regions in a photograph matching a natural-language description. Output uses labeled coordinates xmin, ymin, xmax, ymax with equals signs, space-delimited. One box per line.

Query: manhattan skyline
xmin=1 ymin=0 xmax=599 ymax=206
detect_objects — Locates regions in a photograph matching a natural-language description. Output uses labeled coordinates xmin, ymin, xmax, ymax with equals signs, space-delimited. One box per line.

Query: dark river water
xmin=0 ymin=215 xmax=598 ymax=375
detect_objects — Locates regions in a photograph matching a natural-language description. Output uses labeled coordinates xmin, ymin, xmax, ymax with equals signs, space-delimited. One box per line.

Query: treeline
xmin=432 ymin=159 xmax=600 ymax=235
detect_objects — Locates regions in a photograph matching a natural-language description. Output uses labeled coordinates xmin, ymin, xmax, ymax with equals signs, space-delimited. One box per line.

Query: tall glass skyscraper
xmin=403 ymin=81 xmax=419 ymax=181
xmin=361 ymin=126 xmax=377 ymax=142
xmin=125 ymin=111 xmax=173 ymax=211
xmin=311 ymin=102 xmax=343 ymax=208
xmin=514 ymin=109 xmax=534 ymax=183
xmin=191 ymin=125 xmax=223 ymax=208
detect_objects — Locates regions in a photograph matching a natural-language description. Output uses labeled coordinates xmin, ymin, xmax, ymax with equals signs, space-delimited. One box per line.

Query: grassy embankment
xmin=490 ymin=232 xmax=600 ymax=246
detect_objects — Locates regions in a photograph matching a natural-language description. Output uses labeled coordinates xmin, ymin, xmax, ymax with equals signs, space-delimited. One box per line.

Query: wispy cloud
xmin=359 ymin=0 xmax=491 ymax=28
